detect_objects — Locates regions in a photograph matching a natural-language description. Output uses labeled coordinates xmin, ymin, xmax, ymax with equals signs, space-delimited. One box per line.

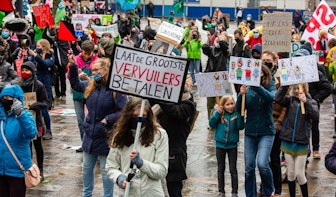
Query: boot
xmin=40 ymin=170 xmax=44 ymax=181
xmin=288 ymin=180 xmax=296 ymax=197
xmin=42 ymin=130 xmax=52 ymax=140
xmin=300 ymin=182 xmax=308 ymax=197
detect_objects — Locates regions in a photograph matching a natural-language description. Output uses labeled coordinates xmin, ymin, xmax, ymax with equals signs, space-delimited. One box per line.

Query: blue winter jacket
xmin=69 ymin=65 xmax=128 ymax=156
xmin=209 ymin=110 xmax=244 ymax=149
xmin=236 ymin=78 xmax=276 ymax=137
xmin=0 ymin=85 xmax=37 ymax=178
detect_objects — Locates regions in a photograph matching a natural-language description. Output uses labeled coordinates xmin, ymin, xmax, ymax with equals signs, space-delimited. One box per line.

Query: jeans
xmin=216 ymin=147 xmax=238 ymax=194
xmin=82 ymin=152 xmax=113 ymax=197
xmin=244 ymin=135 xmax=274 ymax=197
xmin=188 ymin=59 xmax=200 ymax=84
xmin=41 ymin=107 xmax=51 ymax=130
xmin=74 ymin=100 xmax=85 ymax=140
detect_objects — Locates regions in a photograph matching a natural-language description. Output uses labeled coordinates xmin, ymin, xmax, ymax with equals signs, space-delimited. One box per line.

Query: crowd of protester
xmin=2 ymin=1 xmax=336 ymax=197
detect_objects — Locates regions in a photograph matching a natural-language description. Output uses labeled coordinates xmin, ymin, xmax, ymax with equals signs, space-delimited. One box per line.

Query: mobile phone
xmin=68 ymin=49 xmax=73 ymax=56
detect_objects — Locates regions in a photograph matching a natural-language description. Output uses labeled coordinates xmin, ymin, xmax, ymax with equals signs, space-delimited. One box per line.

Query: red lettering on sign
xmin=317 ymin=4 xmax=335 ymax=25
xmin=306 ymin=17 xmax=321 ymax=33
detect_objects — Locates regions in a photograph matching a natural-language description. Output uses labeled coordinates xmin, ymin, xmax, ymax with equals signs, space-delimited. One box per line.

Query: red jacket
xmin=246 ymin=35 xmax=262 ymax=50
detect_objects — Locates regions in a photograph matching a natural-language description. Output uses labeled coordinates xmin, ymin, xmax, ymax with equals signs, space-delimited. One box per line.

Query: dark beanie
xmin=252 ymin=44 xmax=262 ymax=54
xmin=299 ymin=42 xmax=312 ymax=55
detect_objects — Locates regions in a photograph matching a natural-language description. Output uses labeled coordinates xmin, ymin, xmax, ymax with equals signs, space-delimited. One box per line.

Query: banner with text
xmin=72 ymin=14 xmax=112 ymax=29
xmin=262 ymin=12 xmax=292 ymax=52
xmin=301 ymin=0 xmax=336 ymax=50
xmin=108 ymin=45 xmax=189 ymax=103
xmin=91 ymin=24 xmax=118 ymax=37
xmin=32 ymin=4 xmax=55 ymax=28
xmin=195 ymin=71 xmax=232 ymax=97
xmin=277 ymin=55 xmax=319 ymax=86
xmin=155 ymin=21 xmax=185 ymax=46
xmin=228 ymin=57 xmax=262 ymax=87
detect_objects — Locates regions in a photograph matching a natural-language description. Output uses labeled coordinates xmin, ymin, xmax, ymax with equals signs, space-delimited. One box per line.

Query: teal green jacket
xmin=184 ymin=39 xmax=203 ymax=60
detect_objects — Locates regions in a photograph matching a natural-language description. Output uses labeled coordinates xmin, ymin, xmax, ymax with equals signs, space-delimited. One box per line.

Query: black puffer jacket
xmin=275 ymin=86 xmax=319 ymax=145
xmin=308 ymin=64 xmax=332 ymax=104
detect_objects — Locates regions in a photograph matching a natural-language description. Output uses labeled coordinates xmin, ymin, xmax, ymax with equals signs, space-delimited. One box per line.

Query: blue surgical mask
xmin=215 ymin=43 xmax=220 ymax=48
xmin=253 ymin=33 xmax=259 ymax=38
xmin=138 ymin=34 xmax=143 ymax=40
xmin=1 ymin=32 xmax=9 ymax=39
xmin=94 ymin=72 xmax=103 ymax=84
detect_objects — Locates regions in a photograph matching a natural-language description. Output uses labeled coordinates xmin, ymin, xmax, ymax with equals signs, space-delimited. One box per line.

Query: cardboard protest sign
xmin=108 ymin=45 xmax=189 ymax=103
xmin=302 ymin=0 xmax=336 ymax=50
xmin=139 ymin=39 xmax=149 ymax=51
xmin=155 ymin=21 xmax=185 ymax=46
xmin=32 ymin=4 xmax=55 ymax=28
xmin=91 ymin=23 xmax=118 ymax=37
xmin=24 ymin=92 xmax=36 ymax=120
xmin=228 ymin=57 xmax=262 ymax=87
xmin=195 ymin=71 xmax=232 ymax=97
xmin=262 ymin=12 xmax=292 ymax=52
xmin=277 ymin=55 xmax=319 ymax=86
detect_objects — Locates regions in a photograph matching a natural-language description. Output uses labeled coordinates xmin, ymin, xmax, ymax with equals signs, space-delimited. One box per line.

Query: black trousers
xmin=54 ymin=64 xmax=67 ymax=97
xmin=216 ymin=147 xmax=238 ymax=194
xmin=0 ymin=175 xmax=26 ymax=197
xmin=30 ymin=137 xmax=44 ymax=171
xmin=167 ymin=180 xmax=183 ymax=197
xmin=270 ymin=131 xmax=282 ymax=195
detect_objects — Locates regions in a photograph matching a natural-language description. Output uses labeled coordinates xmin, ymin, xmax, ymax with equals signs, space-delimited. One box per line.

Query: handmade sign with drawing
xmin=277 ymin=55 xmax=319 ymax=86
xmin=195 ymin=71 xmax=232 ymax=97
xmin=228 ymin=57 xmax=262 ymax=87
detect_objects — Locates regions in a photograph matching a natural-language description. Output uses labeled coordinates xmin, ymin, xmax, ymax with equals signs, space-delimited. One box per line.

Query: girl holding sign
xmin=275 ymin=83 xmax=319 ymax=197
xmin=236 ymin=64 xmax=276 ymax=197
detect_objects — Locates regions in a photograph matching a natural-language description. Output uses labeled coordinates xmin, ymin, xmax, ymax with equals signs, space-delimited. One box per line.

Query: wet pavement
xmin=26 ymin=19 xmax=336 ymax=197
xmin=25 ymin=85 xmax=336 ymax=197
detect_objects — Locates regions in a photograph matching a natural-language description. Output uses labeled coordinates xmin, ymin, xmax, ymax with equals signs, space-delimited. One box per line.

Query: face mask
xmin=130 ymin=117 xmax=148 ymax=130
xmin=253 ymin=33 xmax=259 ymax=38
xmin=215 ymin=43 xmax=220 ymax=48
xmin=21 ymin=72 xmax=33 ymax=80
xmin=94 ymin=72 xmax=103 ymax=83
xmin=101 ymin=38 xmax=109 ymax=43
xmin=1 ymin=98 xmax=13 ymax=111
xmin=253 ymin=55 xmax=261 ymax=59
xmin=211 ymin=23 xmax=217 ymax=26
xmin=138 ymin=34 xmax=143 ymax=40
xmin=247 ymin=17 xmax=252 ymax=21
xmin=235 ymin=38 xmax=240 ymax=42
xmin=1 ymin=32 xmax=9 ymax=39
xmin=192 ymin=35 xmax=197 ymax=39
xmin=36 ymin=48 xmax=42 ymax=54
xmin=264 ymin=62 xmax=273 ymax=70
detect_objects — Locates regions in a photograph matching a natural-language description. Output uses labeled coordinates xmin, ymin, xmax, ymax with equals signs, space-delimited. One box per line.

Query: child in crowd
xmin=208 ymin=96 xmax=244 ymax=197
xmin=275 ymin=83 xmax=319 ymax=197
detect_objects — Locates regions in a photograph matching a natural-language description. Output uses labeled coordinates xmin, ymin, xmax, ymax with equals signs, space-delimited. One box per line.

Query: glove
xmin=131 ymin=152 xmax=143 ymax=168
xmin=11 ymin=99 xmax=23 ymax=116
xmin=28 ymin=102 xmax=40 ymax=111
xmin=116 ymin=174 xmax=127 ymax=189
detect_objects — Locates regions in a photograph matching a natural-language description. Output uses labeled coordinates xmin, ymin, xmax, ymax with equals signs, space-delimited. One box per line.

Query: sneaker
xmin=313 ymin=151 xmax=321 ymax=159
xmin=232 ymin=193 xmax=238 ymax=197
xmin=333 ymin=133 xmax=336 ymax=138
xmin=42 ymin=130 xmax=52 ymax=140
xmin=217 ymin=192 xmax=225 ymax=197
xmin=76 ymin=147 xmax=83 ymax=153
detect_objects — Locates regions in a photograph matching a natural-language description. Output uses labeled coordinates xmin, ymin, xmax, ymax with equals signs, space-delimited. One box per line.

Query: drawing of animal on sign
xmin=195 ymin=71 xmax=232 ymax=97
xmin=228 ymin=57 xmax=262 ymax=87
xmin=277 ymin=55 xmax=319 ymax=86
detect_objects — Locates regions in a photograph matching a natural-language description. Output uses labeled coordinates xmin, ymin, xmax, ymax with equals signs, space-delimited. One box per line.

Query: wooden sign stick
xmin=299 ymin=84 xmax=305 ymax=114
xmin=241 ymin=94 xmax=245 ymax=116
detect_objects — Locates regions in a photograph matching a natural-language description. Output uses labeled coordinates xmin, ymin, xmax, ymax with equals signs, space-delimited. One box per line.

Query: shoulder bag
xmin=0 ymin=121 xmax=41 ymax=188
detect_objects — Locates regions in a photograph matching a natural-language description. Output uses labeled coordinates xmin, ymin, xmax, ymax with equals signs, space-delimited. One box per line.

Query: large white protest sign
xmin=155 ymin=21 xmax=185 ymax=46
xmin=195 ymin=71 xmax=232 ymax=97
xmin=91 ymin=24 xmax=118 ymax=37
xmin=108 ymin=45 xmax=189 ymax=103
xmin=301 ymin=0 xmax=336 ymax=50
xmin=228 ymin=57 xmax=262 ymax=87
xmin=72 ymin=14 xmax=112 ymax=29
xmin=277 ymin=55 xmax=319 ymax=86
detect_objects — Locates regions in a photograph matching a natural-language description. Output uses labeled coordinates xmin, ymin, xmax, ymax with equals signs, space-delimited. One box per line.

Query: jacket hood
xmin=21 ymin=61 xmax=37 ymax=75
xmin=0 ymin=85 xmax=24 ymax=104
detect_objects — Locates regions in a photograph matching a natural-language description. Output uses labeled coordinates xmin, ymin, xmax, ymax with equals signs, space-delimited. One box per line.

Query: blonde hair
xmin=37 ymin=39 xmax=51 ymax=59
xmin=84 ymin=58 xmax=111 ymax=98
xmin=290 ymin=83 xmax=309 ymax=96
xmin=219 ymin=95 xmax=235 ymax=107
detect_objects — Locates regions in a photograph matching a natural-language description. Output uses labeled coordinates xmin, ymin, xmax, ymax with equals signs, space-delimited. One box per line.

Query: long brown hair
xmin=261 ymin=65 xmax=272 ymax=88
xmin=111 ymin=97 xmax=161 ymax=149
xmin=84 ymin=58 xmax=110 ymax=98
